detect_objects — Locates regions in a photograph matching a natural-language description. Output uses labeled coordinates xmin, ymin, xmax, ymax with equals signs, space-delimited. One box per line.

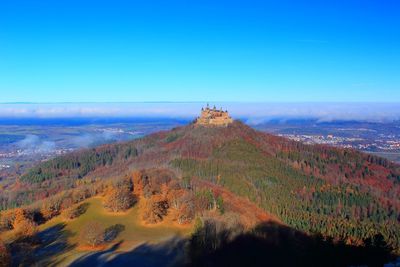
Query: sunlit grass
xmin=37 ymin=197 xmax=193 ymax=265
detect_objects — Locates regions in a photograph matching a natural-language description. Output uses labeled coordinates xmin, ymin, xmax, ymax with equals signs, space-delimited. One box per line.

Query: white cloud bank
xmin=0 ymin=102 xmax=399 ymax=123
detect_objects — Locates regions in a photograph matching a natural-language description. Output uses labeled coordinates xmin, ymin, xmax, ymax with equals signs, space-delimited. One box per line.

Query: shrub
xmin=63 ymin=203 xmax=88 ymax=220
xmin=79 ymin=221 xmax=105 ymax=247
xmin=104 ymin=224 xmax=125 ymax=242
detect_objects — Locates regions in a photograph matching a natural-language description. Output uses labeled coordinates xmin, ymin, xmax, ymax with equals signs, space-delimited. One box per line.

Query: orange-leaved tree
xmin=104 ymin=186 xmax=135 ymax=212
xmin=12 ymin=208 xmax=37 ymax=239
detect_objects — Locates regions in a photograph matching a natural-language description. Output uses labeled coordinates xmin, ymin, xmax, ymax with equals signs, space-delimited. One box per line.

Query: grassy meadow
xmin=4 ymin=197 xmax=193 ymax=266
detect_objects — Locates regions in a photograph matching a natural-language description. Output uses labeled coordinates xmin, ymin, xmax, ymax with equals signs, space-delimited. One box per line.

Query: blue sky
xmin=0 ymin=0 xmax=399 ymax=102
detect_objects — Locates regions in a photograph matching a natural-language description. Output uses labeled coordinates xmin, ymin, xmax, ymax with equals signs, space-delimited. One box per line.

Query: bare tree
xmin=79 ymin=221 xmax=105 ymax=247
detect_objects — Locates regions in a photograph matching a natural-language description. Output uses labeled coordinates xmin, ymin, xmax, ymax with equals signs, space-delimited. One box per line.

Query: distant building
xmin=195 ymin=104 xmax=233 ymax=126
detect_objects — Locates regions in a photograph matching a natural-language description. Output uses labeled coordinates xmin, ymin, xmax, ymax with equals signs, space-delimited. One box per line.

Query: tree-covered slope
xmin=13 ymin=121 xmax=400 ymax=253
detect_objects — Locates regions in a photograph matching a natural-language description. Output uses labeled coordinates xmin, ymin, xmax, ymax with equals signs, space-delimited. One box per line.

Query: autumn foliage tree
xmin=60 ymin=197 xmax=74 ymax=210
xmin=142 ymin=195 xmax=169 ymax=224
xmin=174 ymin=191 xmax=195 ymax=224
xmin=79 ymin=221 xmax=105 ymax=248
xmin=40 ymin=197 xmax=62 ymax=220
xmin=104 ymin=183 xmax=135 ymax=212
xmin=12 ymin=208 xmax=37 ymax=239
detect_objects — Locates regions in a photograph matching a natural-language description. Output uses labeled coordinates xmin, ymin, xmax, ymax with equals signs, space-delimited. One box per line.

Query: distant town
xmin=255 ymin=119 xmax=400 ymax=163
xmin=279 ymin=133 xmax=400 ymax=151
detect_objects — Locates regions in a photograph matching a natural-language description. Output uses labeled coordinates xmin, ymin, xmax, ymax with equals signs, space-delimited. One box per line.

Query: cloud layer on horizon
xmin=1 ymin=102 xmax=400 ymax=124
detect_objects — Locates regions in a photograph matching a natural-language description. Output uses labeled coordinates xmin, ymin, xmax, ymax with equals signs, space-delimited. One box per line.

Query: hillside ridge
xmin=8 ymin=119 xmax=400 ymax=254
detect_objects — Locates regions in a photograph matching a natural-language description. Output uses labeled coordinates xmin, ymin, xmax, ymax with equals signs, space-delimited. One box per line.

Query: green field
xmin=33 ymin=197 xmax=193 ymax=266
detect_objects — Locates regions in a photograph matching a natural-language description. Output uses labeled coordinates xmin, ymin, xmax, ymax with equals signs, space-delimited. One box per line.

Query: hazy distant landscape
xmin=2 ymin=108 xmax=399 ymax=182
xmin=0 ymin=117 xmax=189 ymax=182
xmin=2 ymin=109 xmax=400 ymax=221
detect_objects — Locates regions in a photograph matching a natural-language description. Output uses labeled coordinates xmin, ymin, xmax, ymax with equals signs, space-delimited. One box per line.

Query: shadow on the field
xmin=104 ymin=224 xmax=125 ymax=242
xmin=10 ymin=223 xmax=76 ymax=267
xmin=70 ymin=236 xmax=187 ymax=267
xmin=187 ymin=220 xmax=396 ymax=267
xmin=23 ymin=221 xmax=396 ymax=267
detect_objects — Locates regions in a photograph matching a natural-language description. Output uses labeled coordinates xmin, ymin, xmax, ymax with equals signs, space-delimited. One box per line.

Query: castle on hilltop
xmin=195 ymin=104 xmax=233 ymax=126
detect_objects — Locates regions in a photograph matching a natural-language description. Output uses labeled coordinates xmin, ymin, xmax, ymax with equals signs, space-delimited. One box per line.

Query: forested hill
xmin=12 ymin=120 xmax=400 ymax=253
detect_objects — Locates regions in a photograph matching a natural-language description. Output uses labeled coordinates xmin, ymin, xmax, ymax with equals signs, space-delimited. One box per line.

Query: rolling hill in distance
xmin=1 ymin=108 xmax=399 ymax=266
